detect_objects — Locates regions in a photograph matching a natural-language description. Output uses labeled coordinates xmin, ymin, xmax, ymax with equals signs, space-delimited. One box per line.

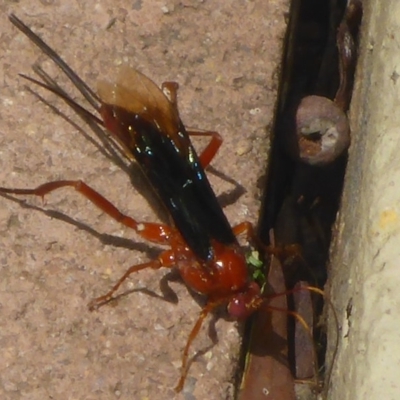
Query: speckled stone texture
xmin=0 ymin=1 xmax=288 ymax=399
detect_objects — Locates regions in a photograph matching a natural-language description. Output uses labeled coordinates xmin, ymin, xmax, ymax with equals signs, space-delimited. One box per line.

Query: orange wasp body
xmin=0 ymin=15 xmax=265 ymax=391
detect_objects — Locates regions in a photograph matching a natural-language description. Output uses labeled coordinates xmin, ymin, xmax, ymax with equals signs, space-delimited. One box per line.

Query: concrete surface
xmin=328 ymin=1 xmax=400 ymax=399
xmin=0 ymin=1 xmax=288 ymax=399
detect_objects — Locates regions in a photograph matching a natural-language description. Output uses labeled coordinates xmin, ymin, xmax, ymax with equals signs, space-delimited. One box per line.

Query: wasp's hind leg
xmin=0 ymin=180 xmax=174 ymax=245
xmin=0 ymin=180 xmax=182 ymax=310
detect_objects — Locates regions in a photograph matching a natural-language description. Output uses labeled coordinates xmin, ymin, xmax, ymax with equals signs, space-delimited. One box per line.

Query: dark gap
xmin=261 ymin=0 xmax=344 ymax=387
xmin=238 ymin=0 xmax=362 ymax=398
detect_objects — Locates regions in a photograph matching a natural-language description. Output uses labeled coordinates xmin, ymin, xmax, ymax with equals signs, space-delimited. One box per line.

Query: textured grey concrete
xmin=328 ymin=1 xmax=400 ymax=399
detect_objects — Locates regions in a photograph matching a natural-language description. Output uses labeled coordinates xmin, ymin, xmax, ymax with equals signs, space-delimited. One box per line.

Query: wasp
xmin=0 ymin=15 xmax=266 ymax=391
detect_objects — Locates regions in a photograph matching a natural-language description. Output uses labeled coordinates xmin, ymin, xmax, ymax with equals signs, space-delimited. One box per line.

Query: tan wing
xmin=97 ymin=65 xmax=180 ymax=138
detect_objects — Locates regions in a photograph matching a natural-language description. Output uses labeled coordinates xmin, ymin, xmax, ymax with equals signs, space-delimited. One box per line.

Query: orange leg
xmin=175 ymin=297 xmax=227 ymax=392
xmin=0 ymin=180 xmax=182 ymax=310
xmin=233 ymin=221 xmax=304 ymax=260
xmin=232 ymin=221 xmax=256 ymax=240
xmin=232 ymin=221 xmax=266 ymax=250
xmin=161 ymin=81 xmax=223 ymax=169
xmin=88 ymin=249 xmax=176 ymax=311
xmin=161 ymin=81 xmax=179 ymax=107
xmin=187 ymin=130 xmax=223 ymax=169
xmin=0 ymin=180 xmax=173 ymax=245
